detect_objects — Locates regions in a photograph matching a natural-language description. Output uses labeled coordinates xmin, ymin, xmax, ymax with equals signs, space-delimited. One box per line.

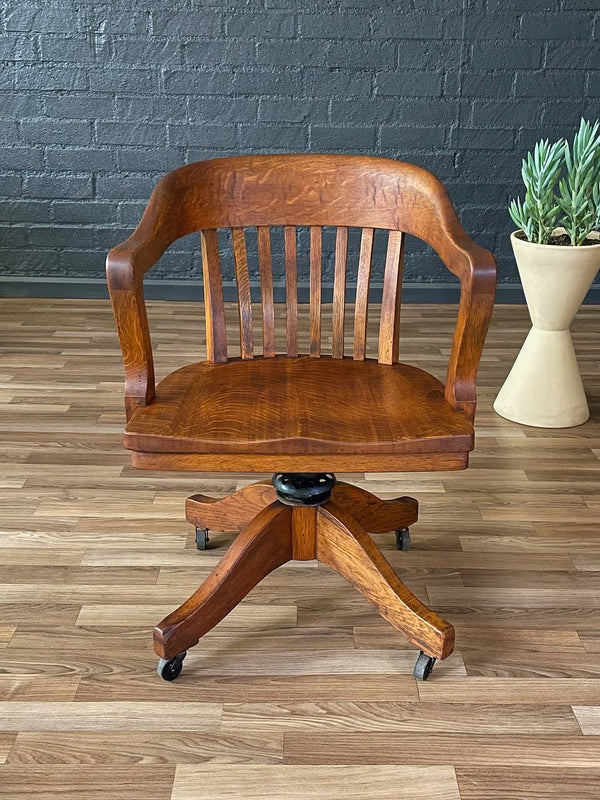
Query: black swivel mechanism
xmin=272 ymin=472 xmax=336 ymax=506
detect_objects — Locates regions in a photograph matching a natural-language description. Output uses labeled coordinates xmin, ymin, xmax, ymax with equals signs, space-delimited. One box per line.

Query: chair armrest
xmin=442 ymin=237 xmax=496 ymax=422
xmin=106 ymin=229 xmax=169 ymax=419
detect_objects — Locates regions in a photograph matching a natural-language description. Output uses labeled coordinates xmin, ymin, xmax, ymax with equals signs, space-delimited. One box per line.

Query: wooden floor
xmin=0 ymin=297 xmax=599 ymax=800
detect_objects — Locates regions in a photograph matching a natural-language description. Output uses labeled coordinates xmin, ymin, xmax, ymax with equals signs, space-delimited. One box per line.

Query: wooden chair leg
xmin=154 ymin=502 xmax=292 ymax=659
xmin=185 ymin=480 xmax=276 ymax=531
xmin=316 ymin=501 xmax=454 ymax=660
xmin=186 ymin=480 xmax=416 ymax=535
xmin=332 ymin=483 xmax=418 ymax=533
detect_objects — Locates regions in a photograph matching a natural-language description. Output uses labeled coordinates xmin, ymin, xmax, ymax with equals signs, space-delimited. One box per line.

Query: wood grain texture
xmin=1 ymin=297 xmax=599 ymax=800
xmin=0 ymin=702 xmax=221 ymax=731
xmin=378 ymin=230 xmax=405 ymax=365
xmin=171 ymin=764 xmax=460 ymax=800
xmin=331 ymin=226 xmax=348 ymax=359
xmin=283 ymin=732 xmax=600 ymax=767
xmin=129 ymin=450 xmax=469 ymax=474
xmin=0 ymin=766 xmax=175 ymax=799
xmin=317 ymin=503 xmax=454 ymax=660
xmin=353 ymin=227 xmax=374 ymax=361
xmin=123 ymin=357 xmax=474 ymax=458
xmin=154 ymin=503 xmax=293 ymax=658
xmin=231 ymin=227 xmax=254 ymax=360
xmin=455 ymin=767 xmax=600 ymax=800
xmin=184 ymin=481 xmax=419 ymax=536
xmin=199 ymin=229 xmax=227 ymax=364
xmin=257 ymin=226 xmax=276 ymax=358
xmin=220 ymin=701 xmax=577 ymax=734
xmin=309 ymin=225 xmax=322 ymax=358
xmin=284 ymin=226 xmax=298 ymax=358
xmin=8 ymin=730 xmax=284 ymax=765
xmin=185 ymin=481 xmax=276 ymax=530
xmin=291 ymin=506 xmax=317 ymax=561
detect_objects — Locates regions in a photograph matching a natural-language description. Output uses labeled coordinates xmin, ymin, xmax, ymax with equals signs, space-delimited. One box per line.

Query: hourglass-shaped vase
xmin=494 ymin=231 xmax=600 ymax=428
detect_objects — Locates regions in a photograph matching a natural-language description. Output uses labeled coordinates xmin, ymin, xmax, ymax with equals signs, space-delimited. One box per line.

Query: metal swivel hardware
xmin=272 ymin=472 xmax=337 ymax=506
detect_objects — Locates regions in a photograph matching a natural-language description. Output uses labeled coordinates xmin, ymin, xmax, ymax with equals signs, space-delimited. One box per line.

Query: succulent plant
xmin=509 ymin=118 xmax=600 ymax=246
xmin=508 ymin=138 xmax=566 ymax=244
xmin=558 ymin=118 xmax=600 ymax=246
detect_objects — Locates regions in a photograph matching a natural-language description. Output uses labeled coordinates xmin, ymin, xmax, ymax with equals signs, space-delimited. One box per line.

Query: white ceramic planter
xmin=494 ymin=230 xmax=600 ymax=428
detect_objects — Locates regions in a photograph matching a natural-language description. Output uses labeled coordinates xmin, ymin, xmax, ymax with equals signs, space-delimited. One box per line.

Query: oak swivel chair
xmin=107 ymin=154 xmax=496 ymax=682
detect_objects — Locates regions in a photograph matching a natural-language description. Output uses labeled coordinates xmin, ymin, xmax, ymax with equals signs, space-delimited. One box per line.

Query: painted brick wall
xmin=1 ymin=0 xmax=599 ymax=288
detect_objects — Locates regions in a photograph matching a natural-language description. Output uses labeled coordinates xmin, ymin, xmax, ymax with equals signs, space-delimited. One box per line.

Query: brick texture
xmin=0 ymin=0 xmax=599 ymax=285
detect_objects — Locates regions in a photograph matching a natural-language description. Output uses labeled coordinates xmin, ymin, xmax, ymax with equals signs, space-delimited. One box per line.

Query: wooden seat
xmin=107 ymin=154 xmax=496 ymax=681
xmin=124 ymin=356 xmax=474 ymax=463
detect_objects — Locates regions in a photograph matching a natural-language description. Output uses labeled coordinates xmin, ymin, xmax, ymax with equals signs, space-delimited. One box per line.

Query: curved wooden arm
xmin=106 ymin=173 xmax=185 ymax=418
xmin=106 ymin=243 xmax=155 ymax=420
xmin=440 ymin=237 xmax=496 ymax=421
xmin=106 ymin=232 xmax=171 ymax=419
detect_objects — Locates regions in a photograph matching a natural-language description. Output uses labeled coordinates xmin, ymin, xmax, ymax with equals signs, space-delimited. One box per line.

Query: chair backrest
xmin=139 ymin=154 xmax=472 ymax=365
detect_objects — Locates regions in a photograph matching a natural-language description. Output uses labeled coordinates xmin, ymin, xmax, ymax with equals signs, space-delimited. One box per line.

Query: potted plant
xmin=494 ymin=118 xmax=600 ymax=428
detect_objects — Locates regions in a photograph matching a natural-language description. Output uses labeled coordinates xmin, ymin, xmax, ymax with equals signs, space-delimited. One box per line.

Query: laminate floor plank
xmin=0 ymin=566 xmax=159 ymax=585
xmin=9 ymin=624 xmax=354 ymax=654
xmin=0 ymin=702 xmax=222 ymax=731
xmin=455 ymin=767 xmax=600 ymax=800
xmin=8 ymin=730 xmax=284 ymax=765
xmin=283 ymin=732 xmax=600 ymax=766
xmin=461 ymin=650 xmax=600 ymax=678
xmin=171 ymin=764 xmax=461 ymax=800
xmin=74 ymin=674 xmax=419 ymax=703
xmin=0 ymin=548 xmax=85 ymax=565
xmin=219 ymin=701 xmax=579 ymax=734
xmin=418 ymin=678 xmax=600 ymax=704
xmin=75 ymin=603 xmax=297 ymax=630
xmin=0 ymin=765 xmax=175 ymax=799
xmin=0 ymin=676 xmax=80 ymax=701
xmin=354 ymin=626 xmax=585 ymax=653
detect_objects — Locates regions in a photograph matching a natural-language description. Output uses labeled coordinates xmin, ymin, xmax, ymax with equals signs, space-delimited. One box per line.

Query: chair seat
xmin=124 ymin=356 xmax=474 ymax=456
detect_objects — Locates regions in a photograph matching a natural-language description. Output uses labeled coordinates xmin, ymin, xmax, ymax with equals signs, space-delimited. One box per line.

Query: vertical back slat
xmin=200 ymin=229 xmax=227 ymax=363
xmin=378 ymin=230 xmax=405 ymax=365
xmin=309 ymin=226 xmax=322 ymax=357
xmin=331 ymin=226 xmax=348 ymax=359
xmin=284 ymin=226 xmax=298 ymax=358
xmin=257 ymin=226 xmax=275 ymax=358
xmin=353 ymin=227 xmax=374 ymax=361
xmin=231 ymin=227 xmax=253 ymax=360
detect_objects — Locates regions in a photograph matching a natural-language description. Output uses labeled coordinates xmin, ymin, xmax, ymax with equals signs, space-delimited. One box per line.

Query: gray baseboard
xmin=1 ymin=276 xmax=599 ymax=304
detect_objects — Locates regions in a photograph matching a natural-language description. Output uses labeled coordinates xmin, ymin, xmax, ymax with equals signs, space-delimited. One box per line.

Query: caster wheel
xmin=395 ymin=528 xmax=411 ymax=551
xmin=157 ymin=651 xmax=187 ymax=681
xmin=195 ymin=527 xmax=209 ymax=550
xmin=414 ymin=651 xmax=436 ymax=681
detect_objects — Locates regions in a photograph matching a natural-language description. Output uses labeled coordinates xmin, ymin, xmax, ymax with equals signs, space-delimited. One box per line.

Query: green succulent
xmin=508 ymin=138 xmax=565 ymax=244
xmin=594 ymin=182 xmax=600 ymax=232
xmin=558 ymin=118 xmax=600 ymax=246
xmin=509 ymin=118 xmax=600 ymax=246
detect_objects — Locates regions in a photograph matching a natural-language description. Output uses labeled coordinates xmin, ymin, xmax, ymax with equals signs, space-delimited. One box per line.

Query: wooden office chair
xmin=107 ymin=154 xmax=496 ymax=682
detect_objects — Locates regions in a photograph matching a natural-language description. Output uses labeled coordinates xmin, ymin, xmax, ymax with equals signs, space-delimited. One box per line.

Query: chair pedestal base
xmin=154 ymin=478 xmax=454 ymax=672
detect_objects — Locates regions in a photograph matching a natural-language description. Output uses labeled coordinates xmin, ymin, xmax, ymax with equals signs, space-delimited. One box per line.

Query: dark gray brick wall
xmin=1 ymin=0 xmax=599 ymax=286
